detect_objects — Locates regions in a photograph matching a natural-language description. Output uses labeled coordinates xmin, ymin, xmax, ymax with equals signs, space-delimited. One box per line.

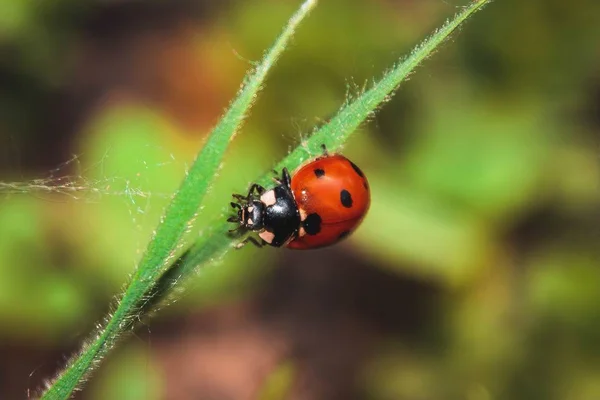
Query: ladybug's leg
xmin=248 ymin=183 xmax=265 ymax=198
xmin=272 ymin=167 xmax=292 ymax=189
xmin=235 ymin=236 xmax=266 ymax=249
xmin=228 ymin=202 xmax=243 ymax=226
xmin=231 ymin=193 xmax=246 ymax=202
xmin=247 ymin=237 xmax=267 ymax=248
xmin=231 ymin=183 xmax=264 ymax=203
xmin=281 ymin=167 xmax=292 ymax=188
xmin=229 ymin=202 xmax=241 ymax=222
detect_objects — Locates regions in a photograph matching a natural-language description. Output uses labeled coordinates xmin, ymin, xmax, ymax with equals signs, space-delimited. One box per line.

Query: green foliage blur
xmin=1 ymin=0 xmax=600 ymax=399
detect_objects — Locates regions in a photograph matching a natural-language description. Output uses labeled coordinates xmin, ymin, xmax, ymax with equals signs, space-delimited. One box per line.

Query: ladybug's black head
xmin=239 ymin=200 xmax=265 ymax=231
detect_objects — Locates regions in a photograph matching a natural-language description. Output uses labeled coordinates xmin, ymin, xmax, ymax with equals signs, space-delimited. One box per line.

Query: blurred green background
xmin=1 ymin=0 xmax=600 ymax=399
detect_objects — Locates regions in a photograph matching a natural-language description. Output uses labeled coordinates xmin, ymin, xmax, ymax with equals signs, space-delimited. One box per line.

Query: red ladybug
xmin=228 ymin=146 xmax=370 ymax=249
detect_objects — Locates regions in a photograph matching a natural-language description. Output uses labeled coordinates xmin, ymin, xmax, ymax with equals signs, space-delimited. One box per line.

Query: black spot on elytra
xmin=304 ymin=213 xmax=322 ymax=235
xmin=349 ymin=160 xmax=365 ymax=178
xmin=340 ymin=189 xmax=353 ymax=208
xmin=338 ymin=230 xmax=351 ymax=240
xmin=314 ymin=168 xmax=325 ymax=178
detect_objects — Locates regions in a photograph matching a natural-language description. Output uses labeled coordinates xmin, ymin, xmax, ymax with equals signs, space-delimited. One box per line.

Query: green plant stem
xmin=40 ymin=1 xmax=317 ymax=398
xmin=158 ymin=0 xmax=492 ymax=299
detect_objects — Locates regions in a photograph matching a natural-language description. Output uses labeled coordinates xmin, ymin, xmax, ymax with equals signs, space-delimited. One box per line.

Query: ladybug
xmin=228 ymin=145 xmax=370 ymax=249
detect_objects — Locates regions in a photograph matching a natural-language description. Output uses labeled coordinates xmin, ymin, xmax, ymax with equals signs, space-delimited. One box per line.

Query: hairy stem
xmin=156 ymin=0 xmax=492 ymax=301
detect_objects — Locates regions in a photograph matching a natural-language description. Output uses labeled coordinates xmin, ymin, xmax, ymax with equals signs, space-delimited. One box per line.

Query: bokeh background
xmin=1 ymin=0 xmax=600 ymax=399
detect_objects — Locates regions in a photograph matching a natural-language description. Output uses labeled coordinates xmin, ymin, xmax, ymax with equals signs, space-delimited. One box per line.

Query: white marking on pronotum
xmin=260 ymin=190 xmax=277 ymax=206
xmin=298 ymin=227 xmax=306 ymax=237
xmin=247 ymin=206 xmax=254 ymax=213
xmin=259 ymin=230 xmax=275 ymax=244
xmin=247 ymin=218 xmax=254 ymax=225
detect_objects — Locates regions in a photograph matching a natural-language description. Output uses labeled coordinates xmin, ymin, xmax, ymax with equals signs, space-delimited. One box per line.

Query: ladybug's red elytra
xmin=228 ymin=146 xmax=370 ymax=249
